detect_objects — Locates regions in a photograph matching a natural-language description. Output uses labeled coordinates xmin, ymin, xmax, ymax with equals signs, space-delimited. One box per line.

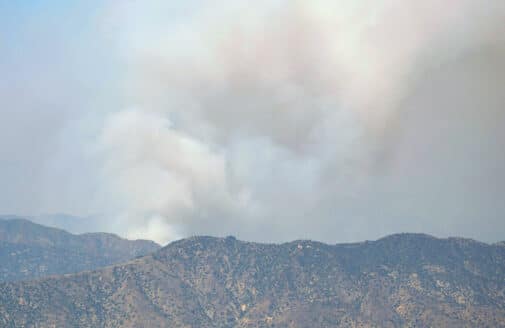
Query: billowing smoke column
xmin=96 ymin=0 xmax=505 ymax=244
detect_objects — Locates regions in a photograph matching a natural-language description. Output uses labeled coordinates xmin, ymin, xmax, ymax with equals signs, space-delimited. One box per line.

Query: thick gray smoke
xmin=1 ymin=0 xmax=504 ymax=244
xmin=91 ymin=0 xmax=505 ymax=244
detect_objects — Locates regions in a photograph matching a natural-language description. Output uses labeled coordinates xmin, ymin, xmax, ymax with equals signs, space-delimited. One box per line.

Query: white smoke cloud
xmin=89 ymin=0 xmax=505 ymax=244
xmin=97 ymin=109 xmax=240 ymax=242
xmin=4 ymin=1 xmax=502 ymax=244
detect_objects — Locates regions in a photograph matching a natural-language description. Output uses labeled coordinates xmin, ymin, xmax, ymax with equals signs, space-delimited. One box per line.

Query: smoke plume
xmin=90 ymin=0 xmax=505 ymax=244
xmin=2 ymin=0 xmax=503 ymax=244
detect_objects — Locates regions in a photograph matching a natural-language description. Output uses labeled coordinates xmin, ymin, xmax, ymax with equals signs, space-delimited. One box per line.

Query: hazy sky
xmin=1 ymin=0 xmax=504 ymax=244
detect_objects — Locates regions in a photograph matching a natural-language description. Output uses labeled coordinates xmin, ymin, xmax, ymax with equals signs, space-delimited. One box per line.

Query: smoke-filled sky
xmin=1 ymin=0 xmax=504 ymax=245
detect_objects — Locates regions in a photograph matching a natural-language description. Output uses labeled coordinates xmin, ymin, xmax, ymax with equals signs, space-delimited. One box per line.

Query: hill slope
xmin=0 ymin=234 xmax=504 ymax=327
xmin=0 ymin=216 xmax=160 ymax=282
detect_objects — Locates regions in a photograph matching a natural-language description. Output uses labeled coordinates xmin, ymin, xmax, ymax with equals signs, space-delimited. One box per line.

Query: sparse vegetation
xmin=0 ymin=234 xmax=504 ymax=327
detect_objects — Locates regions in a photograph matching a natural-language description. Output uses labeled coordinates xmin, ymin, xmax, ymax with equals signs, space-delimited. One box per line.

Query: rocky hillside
xmin=0 ymin=234 xmax=504 ymax=327
xmin=0 ymin=216 xmax=160 ymax=282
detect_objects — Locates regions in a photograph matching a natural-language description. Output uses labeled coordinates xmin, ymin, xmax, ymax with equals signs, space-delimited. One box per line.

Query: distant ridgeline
xmin=0 ymin=225 xmax=504 ymax=327
xmin=0 ymin=216 xmax=160 ymax=282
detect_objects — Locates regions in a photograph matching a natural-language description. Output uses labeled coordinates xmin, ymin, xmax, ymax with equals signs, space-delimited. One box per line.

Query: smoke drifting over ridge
xmin=1 ymin=0 xmax=504 ymax=244
xmin=93 ymin=0 xmax=505 ymax=244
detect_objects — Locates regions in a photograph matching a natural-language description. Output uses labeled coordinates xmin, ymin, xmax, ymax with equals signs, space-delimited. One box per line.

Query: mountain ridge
xmin=0 ymin=217 xmax=160 ymax=282
xmin=1 ymin=233 xmax=504 ymax=327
